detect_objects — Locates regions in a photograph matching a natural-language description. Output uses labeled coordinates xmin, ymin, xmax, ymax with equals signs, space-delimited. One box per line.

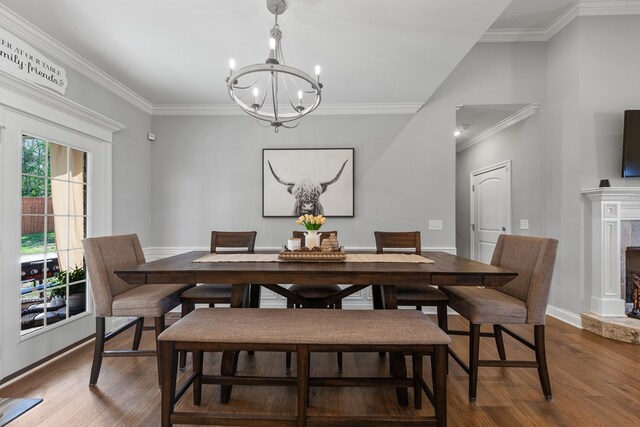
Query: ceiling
xmin=0 ymin=0 xmax=580 ymax=109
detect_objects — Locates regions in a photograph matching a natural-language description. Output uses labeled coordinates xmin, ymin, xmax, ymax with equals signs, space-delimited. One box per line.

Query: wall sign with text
xmin=0 ymin=28 xmax=67 ymax=94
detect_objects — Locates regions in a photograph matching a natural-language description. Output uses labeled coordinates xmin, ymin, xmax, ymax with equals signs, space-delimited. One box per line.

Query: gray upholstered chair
xmin=374 ymin=231 xmax=449 ymax=332
xmin=83 ymin=234 xmax=194 ymax=385
xmin=442 ymin=234 xmax=558 ymax=401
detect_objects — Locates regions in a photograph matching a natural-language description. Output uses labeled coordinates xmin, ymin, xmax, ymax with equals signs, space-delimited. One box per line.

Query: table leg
xmin=220 ymin=284 xmax=249 ymax=403
xmin=383 ymin=285 xmax=409 ymax=407
xmin=372 ymin=284 xmax=384 ymax=310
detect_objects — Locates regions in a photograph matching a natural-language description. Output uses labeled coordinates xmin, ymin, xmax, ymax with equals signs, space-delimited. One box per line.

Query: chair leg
xmin=436 ymin=304 xmax=448 ymax=333
xmin=155 ymin=315 xmax=166 ymax=387
xmin=179 ymin=303 xmax=195 ymax=369
xmin=132 ymin=317 xmax=144 ymax=350
xmin=468 ymin=323 xmax=481 ymax=401
xmin=493 ymin=324 xmax=507 ymax=360
xmin=90 ymin=317 xmax=106 ymax=385
xmin=534 ymin=325 xmax=553 ymax=400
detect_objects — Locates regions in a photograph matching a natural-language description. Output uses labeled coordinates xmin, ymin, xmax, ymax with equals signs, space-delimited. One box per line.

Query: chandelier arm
xmin=231 ymin=74 xmax=262 ymax=90
xmin=279 ymin=73 xmax=301 ymax=112
xmin=271 ymin=71 xmax=279 ymax=122
xmin=281 ymin=118 xmax=301 ymax=129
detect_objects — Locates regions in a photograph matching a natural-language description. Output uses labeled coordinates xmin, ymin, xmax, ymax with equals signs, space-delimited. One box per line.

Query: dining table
xmin=114 ymin=250 xmax=517 ymax=405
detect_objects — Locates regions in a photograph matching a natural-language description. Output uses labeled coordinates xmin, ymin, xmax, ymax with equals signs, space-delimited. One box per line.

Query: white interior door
xmin=470 ymin=161 xmax=511 ymax=263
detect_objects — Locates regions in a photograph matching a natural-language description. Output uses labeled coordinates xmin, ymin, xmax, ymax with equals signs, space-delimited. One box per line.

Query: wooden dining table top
xmin=114 ymin=250 xmax=517 ymax=288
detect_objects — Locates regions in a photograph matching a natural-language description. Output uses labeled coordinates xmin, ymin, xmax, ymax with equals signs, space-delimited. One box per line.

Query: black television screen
xmin=622 ymin=110 xmax=640 ymax=177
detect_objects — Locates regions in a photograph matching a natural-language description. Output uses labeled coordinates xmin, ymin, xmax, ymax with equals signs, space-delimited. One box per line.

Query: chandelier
xmin=226 ymin=0 xmax=323 ymax=131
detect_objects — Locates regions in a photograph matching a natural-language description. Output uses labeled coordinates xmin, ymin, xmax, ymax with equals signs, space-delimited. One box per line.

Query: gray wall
xmin=55 ymin=67 xmax=153 ymax=244
xmin=148 ymin=113 xmax=460 ymax=249
xmin=546 ymin=15 xmax=640 ymax=316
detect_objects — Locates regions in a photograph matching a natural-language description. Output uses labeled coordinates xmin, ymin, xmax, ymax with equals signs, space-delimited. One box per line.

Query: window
xmin=20 ymin=135 xmax=88 ymax=335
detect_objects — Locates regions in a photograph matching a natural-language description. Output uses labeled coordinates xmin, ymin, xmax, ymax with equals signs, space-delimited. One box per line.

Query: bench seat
xmin=159 ymin=308 xmax=450 ymax=427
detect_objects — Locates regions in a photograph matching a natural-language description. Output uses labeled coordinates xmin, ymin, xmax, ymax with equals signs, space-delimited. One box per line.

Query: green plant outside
xmin=49 ymin=266 xmax=86 ymax=298
xmin=21 ymin=232 xmax=56 ymax=254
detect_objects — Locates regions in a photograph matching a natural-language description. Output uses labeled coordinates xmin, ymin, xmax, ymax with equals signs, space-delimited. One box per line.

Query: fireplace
xmin=626 ymin=247 xmax=640 ymax=319
xmin=581 ymin=188 xmax=640 ymax=344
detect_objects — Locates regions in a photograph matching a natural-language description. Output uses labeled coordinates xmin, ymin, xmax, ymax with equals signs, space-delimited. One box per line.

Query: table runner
xmin=192 ymin=253 xmax=433 ymax=264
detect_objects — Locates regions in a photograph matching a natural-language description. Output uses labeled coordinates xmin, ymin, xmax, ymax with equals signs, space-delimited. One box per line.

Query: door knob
xmin=501 ymin=227 xmax=506 ymax=231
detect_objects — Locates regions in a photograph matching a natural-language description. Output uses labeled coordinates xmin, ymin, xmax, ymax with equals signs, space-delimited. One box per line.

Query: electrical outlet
xmin=520 ymin=219 xmax=530 ymax=230
xmin=428 ymin=220 xmax=443 ymax=231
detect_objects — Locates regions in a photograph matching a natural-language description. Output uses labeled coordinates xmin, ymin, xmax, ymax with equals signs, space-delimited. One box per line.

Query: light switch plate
xmin=520 ymin=219 xmax=530 ymax=230
xmin=428 ymin=220 xmax=443 ymax=231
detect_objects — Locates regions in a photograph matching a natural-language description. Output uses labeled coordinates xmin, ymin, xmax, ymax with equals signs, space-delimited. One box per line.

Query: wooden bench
xmin=158 ymin=308 xmax=450 ymax=427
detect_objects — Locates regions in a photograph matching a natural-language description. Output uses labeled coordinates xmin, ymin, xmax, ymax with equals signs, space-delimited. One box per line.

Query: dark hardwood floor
xmin=0 ymin=314 xmax=638 ymax=426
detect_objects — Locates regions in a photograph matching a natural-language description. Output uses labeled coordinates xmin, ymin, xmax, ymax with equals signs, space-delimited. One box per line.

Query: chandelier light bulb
xmin=314 ymin=65 xmax=321 ymax=76
xmin=298 ymin=90 xmax=303 ymax=105
xmin=454 ymin=130 xmax=462 ymax=137
xmin=229 ymin=59 xmax=236 ymax=71
xmin=269 ymin=37 xmax=276 ymax=51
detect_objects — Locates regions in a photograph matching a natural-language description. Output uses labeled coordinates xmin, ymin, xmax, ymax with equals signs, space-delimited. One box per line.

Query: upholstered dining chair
xmin=285 ymin=230 xmax=343 ymax=373
xmin=442 ymin=234 xmax=558 ymax=401
xmin=374 ymin=231 xmax=449 ymax=332
xmin=179 ymin=230 xmax=257 ymax=369
xmin=82 ymin=234 xmax=194 ymax=386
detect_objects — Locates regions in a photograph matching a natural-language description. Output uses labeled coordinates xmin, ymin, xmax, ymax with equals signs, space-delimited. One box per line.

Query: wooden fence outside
xmin=22 ymin=197 xmax=55 ymax=235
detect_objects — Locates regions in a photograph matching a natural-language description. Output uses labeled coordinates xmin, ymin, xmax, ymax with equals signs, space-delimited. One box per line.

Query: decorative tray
xmin=278 ymin=247 xmax=346 ymax=262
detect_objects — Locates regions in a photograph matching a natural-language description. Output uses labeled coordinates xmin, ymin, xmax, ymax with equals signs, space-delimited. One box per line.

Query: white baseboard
xmin=546 ymin=304 xmax=582 ymax=329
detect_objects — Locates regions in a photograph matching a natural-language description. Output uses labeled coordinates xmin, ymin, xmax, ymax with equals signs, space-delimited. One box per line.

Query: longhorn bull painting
xmin=262 ymin=148 xmax=354 ymax=217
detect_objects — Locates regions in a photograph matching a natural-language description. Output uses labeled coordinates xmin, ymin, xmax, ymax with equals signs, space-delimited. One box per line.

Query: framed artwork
xmin=263 ymin=148 xmax=354 ymax=217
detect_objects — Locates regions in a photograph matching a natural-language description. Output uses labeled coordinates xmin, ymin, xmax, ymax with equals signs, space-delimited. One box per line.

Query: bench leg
xmin=160 ymin=341 xmax=177 ymax=427
xmin=434 ymin=345 xmax=448 ymax=427
xmin=193 ymin=350 xmax=203 ymax=405
xmin=297 ymin=345 xmax=309 ymax=427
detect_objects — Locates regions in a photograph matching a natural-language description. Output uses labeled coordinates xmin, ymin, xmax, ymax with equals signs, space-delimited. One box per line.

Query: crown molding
xmin=480 ymin=0 xmax=640 ymax=43
xmin=152 ymin=103 xmax=422 ymax=116
xmin=0 ymin=4 xmax=153 ymax=114
xmin=456 ymin=103 xmax=539 ymax=153
xmin=0 ymin=70 xmax=126 ymax=141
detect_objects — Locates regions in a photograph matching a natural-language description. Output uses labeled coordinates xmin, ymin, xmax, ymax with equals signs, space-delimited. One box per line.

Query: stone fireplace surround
xmin=582 ymin=188 xmax=640 ymax=344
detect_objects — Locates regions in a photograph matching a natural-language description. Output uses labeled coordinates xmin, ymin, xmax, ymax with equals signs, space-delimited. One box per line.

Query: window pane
xmin=49 ymin=143 xmax=68 ymax=181
xmin=22 ymin=176 xmax=48 ymax=198
xmin=21 ymin=215 xmax=56 ymax=255
xmin=68 ymin=216 xmax=86 ymax=250
xmin=22 ymin=136 xmax=46 ymax=177
xmin=49 ymin=179 xmax=68 ymax=215
xmin=69 ymin=148 xmax=86 ymax=183
xmin=50 ymin=216 xmax=68 ymax=251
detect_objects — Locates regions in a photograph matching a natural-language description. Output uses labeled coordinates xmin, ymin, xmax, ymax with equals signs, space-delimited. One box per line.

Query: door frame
xmin=0 ymin=71 xmax=122 ymax=380
xmin=469 ymin=160 xmax=512 ymax=261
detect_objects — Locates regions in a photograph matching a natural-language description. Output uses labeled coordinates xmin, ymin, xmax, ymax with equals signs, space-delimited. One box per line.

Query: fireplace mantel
xmin=582 ymin=187 xmax=640 ymax=317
